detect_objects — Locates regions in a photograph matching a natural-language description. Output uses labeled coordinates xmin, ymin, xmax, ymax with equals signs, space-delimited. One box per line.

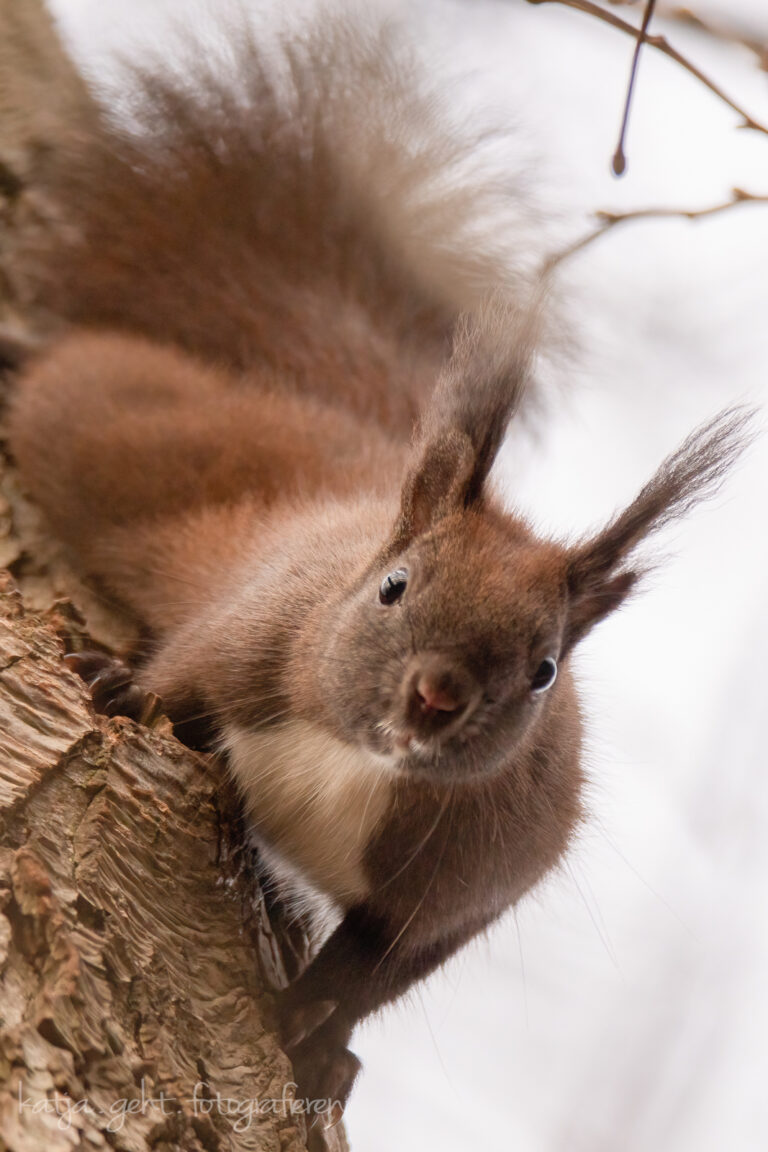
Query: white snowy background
xmin=43 ymin=1 xmax=768 ymax=1149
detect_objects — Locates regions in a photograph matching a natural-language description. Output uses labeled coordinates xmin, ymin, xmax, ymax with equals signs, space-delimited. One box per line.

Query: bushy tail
xmin=18 ymin=8 xmax=548 ymax=430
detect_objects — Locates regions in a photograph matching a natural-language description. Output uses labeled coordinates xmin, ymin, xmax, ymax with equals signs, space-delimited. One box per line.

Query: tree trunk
xmin=0 ymin=4 xmax=346 ymax=1150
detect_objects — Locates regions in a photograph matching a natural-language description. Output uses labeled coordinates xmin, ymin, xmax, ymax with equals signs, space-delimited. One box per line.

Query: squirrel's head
xmin=300 ymin=296 xmax=752 ymax=782
xmin=313 ymin=504 xmax=569 ymax=780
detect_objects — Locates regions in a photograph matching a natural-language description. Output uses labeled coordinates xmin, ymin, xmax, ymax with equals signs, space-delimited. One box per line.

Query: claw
xmin=64 ymin=649 xmax=162 ymax=724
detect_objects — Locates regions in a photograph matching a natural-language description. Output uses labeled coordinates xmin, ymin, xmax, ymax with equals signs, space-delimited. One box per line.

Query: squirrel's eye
xmin=379 ymin=567 xmax=408 ymax=605
xmin=531 ymin=657 xmax=557 ymax=693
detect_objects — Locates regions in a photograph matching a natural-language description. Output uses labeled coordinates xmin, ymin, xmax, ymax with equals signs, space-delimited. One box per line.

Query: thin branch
xmin=525 ymin=0 xmax=768 ymax=137
xmin=660 ymin=5 xmax=768 ymax=74
xmin=612 ymin=0 xmax=657 ymax=175
xmin=544 ymin=187 xmax=768 ymax=269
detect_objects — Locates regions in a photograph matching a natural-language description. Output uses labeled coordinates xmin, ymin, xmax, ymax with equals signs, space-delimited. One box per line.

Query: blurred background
xmin=42 ymin=1 xmax=768 ymax=1148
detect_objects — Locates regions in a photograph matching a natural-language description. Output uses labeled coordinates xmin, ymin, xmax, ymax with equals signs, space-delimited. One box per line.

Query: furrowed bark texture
xmin=0 ymin=576 xmax=313 ymax=1152
xmin=0 ymin=3 xmax=346 ymax=1150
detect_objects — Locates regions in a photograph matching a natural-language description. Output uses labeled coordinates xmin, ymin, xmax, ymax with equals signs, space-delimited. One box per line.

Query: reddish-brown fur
xmin=7 ymin=14 xmax=752 ymax=1115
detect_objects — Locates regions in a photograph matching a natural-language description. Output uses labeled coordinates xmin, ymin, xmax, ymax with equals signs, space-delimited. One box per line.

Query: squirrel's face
xmin=315 ymin=508 xmax=571 ymax=782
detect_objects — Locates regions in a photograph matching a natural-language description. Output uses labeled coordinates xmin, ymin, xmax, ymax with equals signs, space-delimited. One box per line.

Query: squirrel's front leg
xmin=278 ymin=903 xmax=485 ymax=1117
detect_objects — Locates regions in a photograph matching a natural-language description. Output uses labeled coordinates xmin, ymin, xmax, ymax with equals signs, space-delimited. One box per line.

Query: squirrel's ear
xmin=394 ymin=429 xmax=475 ymax=544
xmin=392 ymin=293 xmax=542 ymax=548
xmin=562 ymin=407 xmax=754 ymax=652
xmin=563 ymin=564 xmax=637 ymax=653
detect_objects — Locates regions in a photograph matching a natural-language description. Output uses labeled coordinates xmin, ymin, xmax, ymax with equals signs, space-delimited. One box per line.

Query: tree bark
xmin=0 ymin=4 xmax=346 ymax=1150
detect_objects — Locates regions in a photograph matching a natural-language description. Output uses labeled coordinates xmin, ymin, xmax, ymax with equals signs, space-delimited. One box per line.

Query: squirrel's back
xmin=18 ymin=11 xmax=542 ymax=434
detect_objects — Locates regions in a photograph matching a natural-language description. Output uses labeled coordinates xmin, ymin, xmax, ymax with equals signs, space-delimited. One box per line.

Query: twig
xmin=544 ymin=187 xmax=768 ymax=269
xmin=525 ymin=0 xmax=768 ymax=137
xmin=660 ymin=6 xmax=768 ymax=74
xmin=612 ymin=0 xmax=657 ymax=175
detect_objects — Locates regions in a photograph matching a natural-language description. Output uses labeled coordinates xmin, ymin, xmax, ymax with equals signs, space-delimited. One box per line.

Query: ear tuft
xmin=562 ymin=406 xmax=756 ymax=651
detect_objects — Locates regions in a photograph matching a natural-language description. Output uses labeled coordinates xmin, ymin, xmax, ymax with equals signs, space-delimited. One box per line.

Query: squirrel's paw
xmin=64 ymin=650 xmax=162 ymax=724
xmin=290 ymin=1033 xmax=361 ymax=1129
xmin=280 ymin=996 xmax=360 ymax=1125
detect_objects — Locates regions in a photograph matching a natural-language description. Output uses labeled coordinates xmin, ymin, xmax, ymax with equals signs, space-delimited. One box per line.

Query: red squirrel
xmin=7 ymin=11 xmax=751 ymax=1115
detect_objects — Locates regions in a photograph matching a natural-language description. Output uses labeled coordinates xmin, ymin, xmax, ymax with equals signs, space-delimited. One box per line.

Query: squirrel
xmin=6 ymin=8 xmax=752 ymax=1117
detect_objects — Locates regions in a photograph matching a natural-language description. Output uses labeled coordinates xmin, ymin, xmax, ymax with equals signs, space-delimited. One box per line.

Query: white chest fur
xmin=222 ymin=720 xmax=395 ymax=906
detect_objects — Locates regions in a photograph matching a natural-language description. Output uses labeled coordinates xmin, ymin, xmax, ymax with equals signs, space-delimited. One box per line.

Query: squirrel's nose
xmin=415 ymin=675 xmax=463 ymax=714
xmin=406 ymin=655 xmax=478 ymax=729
